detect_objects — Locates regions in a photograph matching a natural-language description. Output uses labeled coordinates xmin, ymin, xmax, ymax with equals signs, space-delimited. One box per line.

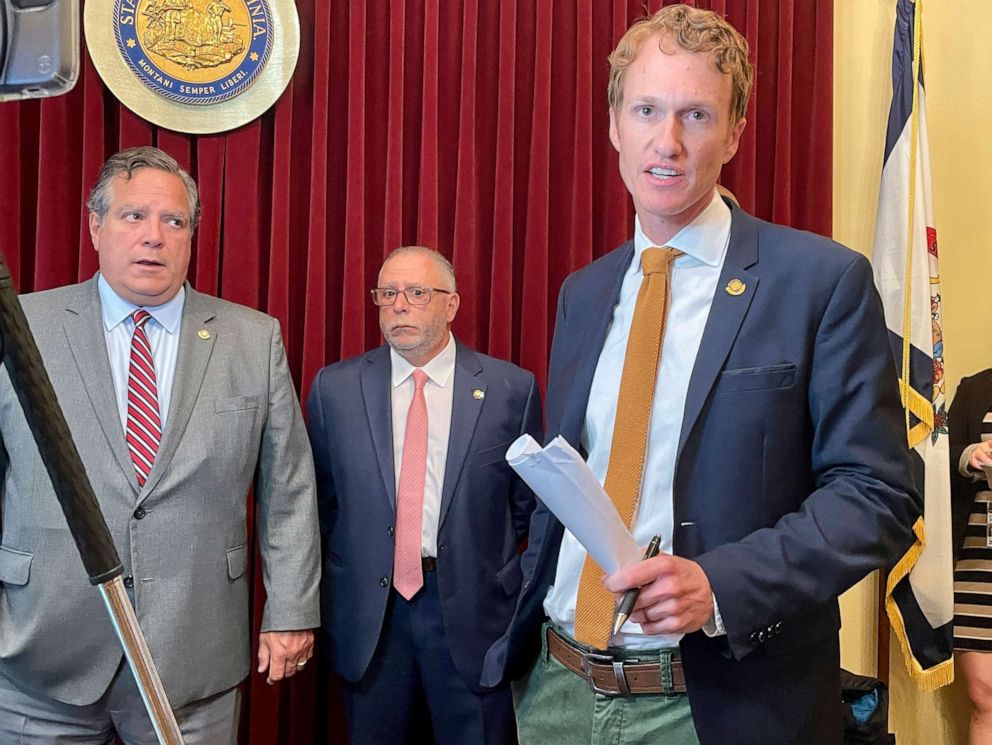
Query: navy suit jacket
xmin=483 ymin=203 xmax=921 ymax=745
xmin=307 ymin=340 xmax=542 ymax=692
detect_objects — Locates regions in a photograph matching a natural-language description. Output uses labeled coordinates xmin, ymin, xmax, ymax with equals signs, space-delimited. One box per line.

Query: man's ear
xmin=609 ymin=108 xmax=621 ymax=153
xmin=446 ymin=292 xmax=461 ymax=323
xmin=88 ymin=212 xmax=102 ymax=250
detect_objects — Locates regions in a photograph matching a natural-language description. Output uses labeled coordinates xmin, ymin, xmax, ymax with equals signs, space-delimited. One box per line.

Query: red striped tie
xmin=126 ymin=309 xmax=162 ymax=487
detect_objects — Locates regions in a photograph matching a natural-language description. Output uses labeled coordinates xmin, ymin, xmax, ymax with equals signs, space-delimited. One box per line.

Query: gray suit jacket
xmin=0 ymin=276 xmax=320 ymax=708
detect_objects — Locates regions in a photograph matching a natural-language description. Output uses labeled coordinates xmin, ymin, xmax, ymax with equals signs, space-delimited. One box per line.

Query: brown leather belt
xmin=546 ymin=626 xmax=686 ymax=697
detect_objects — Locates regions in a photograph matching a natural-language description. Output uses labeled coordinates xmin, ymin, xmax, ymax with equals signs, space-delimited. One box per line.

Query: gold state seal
xmin=115 ymin=0 xmax=272 ymax=105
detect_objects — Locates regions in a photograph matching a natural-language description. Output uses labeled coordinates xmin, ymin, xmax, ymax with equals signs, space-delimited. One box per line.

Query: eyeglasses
xmin=370 ymin=286 xmax=452 ymax=306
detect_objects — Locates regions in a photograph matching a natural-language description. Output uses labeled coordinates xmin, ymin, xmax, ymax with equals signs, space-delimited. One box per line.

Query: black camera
xmin=0 ymin=0 xmax=78 ymax=101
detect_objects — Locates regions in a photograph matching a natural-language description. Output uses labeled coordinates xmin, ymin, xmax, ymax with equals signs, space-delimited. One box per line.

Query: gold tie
xmin=573 ymin=246 xmax=683 ymax=649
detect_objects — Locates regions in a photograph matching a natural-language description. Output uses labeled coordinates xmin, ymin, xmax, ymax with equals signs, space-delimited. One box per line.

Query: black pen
xmin=612 ymin=534 xmax=662 ymax=635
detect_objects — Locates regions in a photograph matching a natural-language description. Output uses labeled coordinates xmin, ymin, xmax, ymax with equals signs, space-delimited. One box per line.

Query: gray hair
xmin=380 ymin=246 xmax=458 ymax=292
xmin=86 ymin=146 xmax=201 ymax=232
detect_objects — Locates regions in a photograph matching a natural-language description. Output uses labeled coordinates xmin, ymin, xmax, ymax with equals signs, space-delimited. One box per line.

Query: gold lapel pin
xmin=197 ymin=328 xmax=211 ymax=340
xmin=725 ymin=279 xmax=746 ymax=296
xmin=473 ymin=389 xmax=485 ymax=400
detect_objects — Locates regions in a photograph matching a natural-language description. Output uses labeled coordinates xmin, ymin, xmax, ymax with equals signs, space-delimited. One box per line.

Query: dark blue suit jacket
xmin=307 ymin=340 xmax=542 ymax=692
xmin=483 ymin=203 xmax=921 ymax=744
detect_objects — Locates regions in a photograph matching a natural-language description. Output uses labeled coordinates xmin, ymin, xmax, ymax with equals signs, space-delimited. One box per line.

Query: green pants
xmin=513 ymin=624 xmax=700 ymax=745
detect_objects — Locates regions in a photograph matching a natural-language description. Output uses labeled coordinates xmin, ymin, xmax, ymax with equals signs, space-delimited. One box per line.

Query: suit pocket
xmin=214 ymin=395 xmax=261 ymax=413
xmin=226 ymin=544 xmax=248 ymax=580
xmin=714 ymin=363 xmax=797 ymax=394
xmin=495 ymin=554 xmax=522 ymax=596
xmin=0 ymin=545 xmax=33 ymax=586
xmin=476 ymin=439 xmax=515 ymax=467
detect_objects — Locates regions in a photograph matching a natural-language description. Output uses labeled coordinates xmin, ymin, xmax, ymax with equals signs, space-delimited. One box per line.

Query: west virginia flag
xmin=871 ymin=0 xmax=954 ymax=690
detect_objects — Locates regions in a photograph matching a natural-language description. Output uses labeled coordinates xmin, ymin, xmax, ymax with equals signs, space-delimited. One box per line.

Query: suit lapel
xmin=677 ymin=205 xmax=760 ymax=462
xmin=558 ymin=243 xmax=633 ymax=446
xmin=139 ymin=287 xmax=216 ymax=499
xmin=438 ymin=342 xmax=485 ymax=532
xmin=361 ymin=346 xmax=396 ymax=508
xmin=62 ymin=278 xmax=139 ymax=493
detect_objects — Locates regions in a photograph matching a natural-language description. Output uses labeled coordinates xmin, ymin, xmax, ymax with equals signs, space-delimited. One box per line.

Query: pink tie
xmin=393 ymin=369 xmax=429 ymax=600
xmin=125 ymin=310 xmax=162 ymax=487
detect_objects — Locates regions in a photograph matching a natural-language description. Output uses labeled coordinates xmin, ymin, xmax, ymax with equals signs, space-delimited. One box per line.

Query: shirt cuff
xmin=702 ymin=592 xmax=726 ymax=637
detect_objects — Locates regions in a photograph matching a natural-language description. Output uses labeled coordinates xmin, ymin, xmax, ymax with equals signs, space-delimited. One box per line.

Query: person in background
xmin=949 ymin=368 xmax=992 ymax=745
xmin=307 ymin=246 xmax=542 ymax=744
xmin=0 ymin=146 xmax=320 ymax=744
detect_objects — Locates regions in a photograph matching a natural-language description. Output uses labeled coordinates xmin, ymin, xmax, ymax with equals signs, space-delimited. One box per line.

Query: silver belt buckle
xmin=581 ymin=650 xmax=632 ymax=697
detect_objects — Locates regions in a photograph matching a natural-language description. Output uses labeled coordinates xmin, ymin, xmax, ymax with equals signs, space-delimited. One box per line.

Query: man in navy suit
xmin=307 ymin=246 xmax=542 ymax=744
xmin=482 ymin=6 xmax=920 ymax=745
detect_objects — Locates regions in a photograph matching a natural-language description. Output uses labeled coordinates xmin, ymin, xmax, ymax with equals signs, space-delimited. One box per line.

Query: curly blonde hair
xmin=607 ymin=4 xmax=753 ymax=124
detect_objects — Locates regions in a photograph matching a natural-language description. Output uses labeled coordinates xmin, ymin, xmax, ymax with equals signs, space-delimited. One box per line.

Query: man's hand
xmin=604 ymin=554 xmax=714 ymax=635
xmin=257 ymin=630 xmax=314 ymax=685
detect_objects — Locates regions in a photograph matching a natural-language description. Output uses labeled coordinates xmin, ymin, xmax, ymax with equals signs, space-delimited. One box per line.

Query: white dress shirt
xmin=390 ymin=333 xmax=457 ymax=557
xmin=98 ymin=274 xmax=184 ymax=434
xmin=544 ymin=189 xmax=731 ymax=649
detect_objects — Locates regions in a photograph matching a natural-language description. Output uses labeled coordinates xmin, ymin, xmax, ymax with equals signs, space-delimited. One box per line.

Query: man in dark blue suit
xmin=307 ymin=246 xmax=542 ymax=744
xmin=482 ymin=6 xmax=920 ymax=745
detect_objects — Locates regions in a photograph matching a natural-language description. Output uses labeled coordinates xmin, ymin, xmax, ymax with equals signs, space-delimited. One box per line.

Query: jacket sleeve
xmin=694 ymin=255 xmax=921 ymax=659
xmin=253 ymin=318 xmax=321 ymax=632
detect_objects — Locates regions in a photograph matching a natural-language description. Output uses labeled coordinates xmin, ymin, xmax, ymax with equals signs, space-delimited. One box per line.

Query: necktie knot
xmin=132 ymin=309 xmax=152 ymax=330
xmin=412 ymin=369 xmax=429 ymax=391
xmin=641 ymin=246 xmax=683 ymax=275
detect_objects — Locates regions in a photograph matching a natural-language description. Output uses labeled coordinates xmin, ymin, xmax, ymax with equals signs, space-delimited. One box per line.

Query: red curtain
xmin=0 ymin=1 xmax=832 ymax=742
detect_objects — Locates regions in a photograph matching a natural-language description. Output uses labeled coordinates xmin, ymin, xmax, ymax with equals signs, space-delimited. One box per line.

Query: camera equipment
xmin=0 ymin=0 xmax=78 ymax=101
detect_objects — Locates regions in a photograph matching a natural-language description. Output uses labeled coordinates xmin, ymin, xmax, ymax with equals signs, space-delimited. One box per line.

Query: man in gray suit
xmin=0 ymin=147 xmax=320 ymax=743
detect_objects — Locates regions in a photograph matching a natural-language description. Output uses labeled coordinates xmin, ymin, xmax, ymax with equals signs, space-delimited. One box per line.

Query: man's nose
xmin=651 ymin=116 xmax=683 ymax=157
xmin=142 ymin=219 xmax=165 ymax=247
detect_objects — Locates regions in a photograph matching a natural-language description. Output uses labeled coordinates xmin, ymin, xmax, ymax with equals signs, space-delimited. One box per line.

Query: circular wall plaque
xmin=85 ymin=0 xmax=299 ymax=134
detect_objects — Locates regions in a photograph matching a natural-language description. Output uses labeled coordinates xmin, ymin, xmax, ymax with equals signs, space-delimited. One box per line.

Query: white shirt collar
xmin=390 ymin=332 xmax=457 ymax=388
xmin=97 ymin=274 xmax=185 ymax=334
xmin=633 ymin=188 xmax=731 ymax=269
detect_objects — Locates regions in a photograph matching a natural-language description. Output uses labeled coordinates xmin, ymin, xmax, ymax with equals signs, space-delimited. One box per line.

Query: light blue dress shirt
xmin=97 ymin=275 xmax=185 ymax=435
xmin=544 ymin=189 xmax=731 ymax=649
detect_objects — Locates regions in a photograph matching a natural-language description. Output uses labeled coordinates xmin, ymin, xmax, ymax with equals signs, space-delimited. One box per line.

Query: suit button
xmin=749 ymin=631 xmax=759 ymax=645
xmin=379 ymin=577 xmax=389 ymax=588
xmin=757 ymin=631 xmax=767 ymax=643
xmin=387 ymin=526 xmax=394 ymax=537
xmin=773 ymin=622 xmax=783 ymax=635
xmin=123 ymin=576 xmax=134 ymax=589
xmin=133 ymin=507 xmax=147 ymax=520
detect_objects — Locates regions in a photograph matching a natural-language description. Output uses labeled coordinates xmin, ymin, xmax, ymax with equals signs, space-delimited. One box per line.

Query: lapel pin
xmin=725 ymin=279 xmax=746 ymax=296
xmin=473 ymin=389 xmax=485 ymax=400
xmin=197 ymin=328 xmax=211 ymax=340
